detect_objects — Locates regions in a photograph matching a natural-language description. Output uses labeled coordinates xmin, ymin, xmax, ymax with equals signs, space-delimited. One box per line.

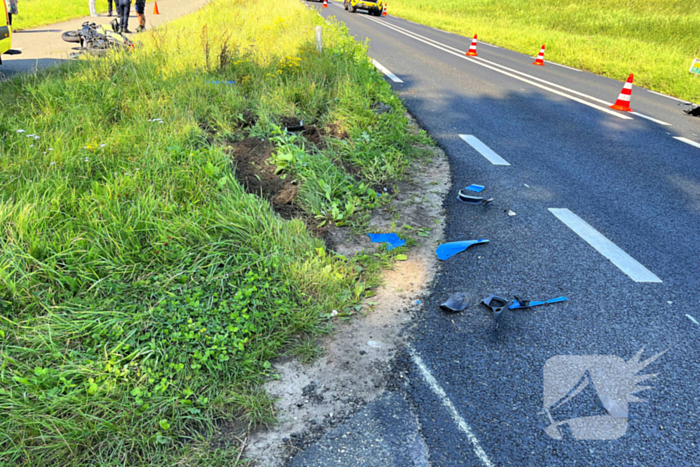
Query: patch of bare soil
xmin=230 ymin=137 xmax=300 ymax=219
xmin=244 ymin=114 xmax=450 ymax=466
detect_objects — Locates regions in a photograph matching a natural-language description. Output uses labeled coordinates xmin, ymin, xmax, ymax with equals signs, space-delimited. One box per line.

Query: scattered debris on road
xmin=509 ymin=296 xmax=568 ymax=309
xmin=366 ymin=233 xmax=406 ymax=251
xmin=440 ymin=292 xmax=471 ymax=312
xmin=464 ymin=184 xmax=484 ymax=193
xmin=686 ymin=314 xmax=699 ymax=326
xmin=457 ymin=191 xmax=493 ymax=205
xmin=480 ymin=294 xmax=512 ymax=327
xmin=436 ymin=239 xmax=489 ymax=260
xmin=507 ymin=209 xmax=517 ymax=216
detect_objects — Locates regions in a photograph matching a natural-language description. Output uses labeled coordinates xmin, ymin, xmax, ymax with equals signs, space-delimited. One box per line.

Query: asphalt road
xmin=293 ymin=2 xmax=700 ymax=466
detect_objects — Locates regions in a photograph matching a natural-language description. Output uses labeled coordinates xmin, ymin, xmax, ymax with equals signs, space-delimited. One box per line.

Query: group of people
xmin=89 ymin=0 xmax=147 ymax=33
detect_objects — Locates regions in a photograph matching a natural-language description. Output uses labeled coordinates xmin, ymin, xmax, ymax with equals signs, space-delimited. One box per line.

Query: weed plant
xmin=0 ymin=0 xmax=427 ymax=464
xmin=392 ymin=0 xmax=700 ymax=101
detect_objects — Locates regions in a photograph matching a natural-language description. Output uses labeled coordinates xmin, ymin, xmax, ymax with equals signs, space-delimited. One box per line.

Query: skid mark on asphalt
xmin=408 ymin=345 xmax=495 ymax=467
xmin=673 ymin=136 xmax=700 ymax=149
xmin=549 ymin=208 xmax=662 ymax=283
xmin=371 ymin=59 xmax=404 ymax=83
xmin=459 ymin=135 xmax=510 ymax=166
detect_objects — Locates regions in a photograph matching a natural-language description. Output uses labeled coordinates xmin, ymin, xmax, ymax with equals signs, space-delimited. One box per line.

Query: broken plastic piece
xmin=480 ymin=294 xmax=513 ymax=327
xmin=436 ymin=239 xmax=489 ymax=260
xmin=366 ymin=233 xmax=405 ymax=251
xmin=440 ymin=293 xmax=470 ymax=312
xmin=208 ymin=80 xmax=235 ymax=85
xmin=464 ymin=184 xmax=484 ymax=193
xmin=509 ymin=296 xmax=567 ymax=309
xmin=457 ymin=192 xmax=494 ymax=205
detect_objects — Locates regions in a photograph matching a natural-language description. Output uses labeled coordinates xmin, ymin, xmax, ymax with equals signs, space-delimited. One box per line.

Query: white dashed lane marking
xmin=549 ymin=208 xmax=662 ymax=283
xmin=673 ymin=137 xmax=700 ymax=149
xmin=459 ymin=135 xmax=510 ymax=166
xmin=371 ymin=59 xmax=404 ymax=83
xmin=408 ymin=345 xmax=495 ymax=467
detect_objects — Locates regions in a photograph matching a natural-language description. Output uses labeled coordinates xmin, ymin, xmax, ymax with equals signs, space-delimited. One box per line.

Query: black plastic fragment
xmin=457 ymin=190 xmax=494 ymax=205
xmin=481 ymin=294 xmax=513 ymax=327
xmin=683 ymin=103 xmax=700 ymax=117
xmin=440 ymin=293 xmax=470 ymax=312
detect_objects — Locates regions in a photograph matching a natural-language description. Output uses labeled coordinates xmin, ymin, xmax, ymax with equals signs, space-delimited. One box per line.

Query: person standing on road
xmin=88 ymin=0 xmax=98 ymax=17
xmin=6 ymin=0 xmax=18 ymax=26
xmin=116 ymin=0 xmax=132 ymax=33
xmin=134 ymin=0 xmax=146 ymax=32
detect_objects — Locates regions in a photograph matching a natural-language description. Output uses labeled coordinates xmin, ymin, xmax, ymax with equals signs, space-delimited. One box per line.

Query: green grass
xmin=0 ymin=0 xmax=428 ymax=464
xmin=391 ymin=0 xmax=700 ymax=102
xmin=11 ymin=0 xmax=110 ymax=31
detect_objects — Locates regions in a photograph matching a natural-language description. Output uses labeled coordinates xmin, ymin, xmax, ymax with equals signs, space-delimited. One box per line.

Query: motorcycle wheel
xmin=61 ymin=31 xmax=81 ymax=43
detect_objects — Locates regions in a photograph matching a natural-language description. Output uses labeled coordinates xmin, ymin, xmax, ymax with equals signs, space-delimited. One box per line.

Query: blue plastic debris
xmin=436 ymin=239 xmax=489 ymax=260
xmin=208 ymin=80 xmax=235 ymax=85
xmin=416 ymin=300 xmax=421 ymax=305
xmin=366 ymin=233 xmax=406 ymax=251
xmin=465 ymin=184 xmax=484 ymax=193
xmin=509 ymin=296 xmax=568 ymax=309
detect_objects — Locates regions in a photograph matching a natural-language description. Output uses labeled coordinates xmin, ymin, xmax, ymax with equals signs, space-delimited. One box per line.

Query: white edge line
xmin=408 ymin=345 xmax=495 ymax=467
xmin=459 ymin=135 xmax=511 ymax=166
xmin=366 ymin=17 xmax=675 ymax=126
xmin=371 ymin=59 xmax=404 ymax=83
xmin=546 ymin=61 xmax=582 ymax=72
xmin=647 ymin=89 xmax=690 ymax=104
xmin=686 ymin=314 xmax=700 ymax=326
xmin=531 ymin=57 xmax=582 ymax=72
xmin=673 ymin=136 xmax=700 ymax=149
xmin=362 ymin=16 xmax=633 ymax=121
xmin=548 ymin=208 xmax=662 ymax=283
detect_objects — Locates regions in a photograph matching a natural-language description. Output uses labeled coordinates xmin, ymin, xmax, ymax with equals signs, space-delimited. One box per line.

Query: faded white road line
xmin=549 ymin=208 xmax=662 ymax=283
xmin=362 ymin=17 xmax=677 ymax=126
xmin=531 ymin=57 xmax=582 ymax=72
xmin=647 ymin=89 xmax=690 ymax=104
xmin=673 ymin=136 xmax=700 ymax=149
xmin=371 ymin=59 xmax=404 ymax=83
xmin=408 ymin=345 xmax=495 ymax=467
xmin=460 ymin=135 xmax=510 ymax=166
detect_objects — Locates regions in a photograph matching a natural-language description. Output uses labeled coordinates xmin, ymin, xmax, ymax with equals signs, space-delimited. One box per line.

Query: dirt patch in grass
xmin=244 ymin=113 xmax=451 ymax=466
xmin=230 ymin=137 xmax=300 ymax=219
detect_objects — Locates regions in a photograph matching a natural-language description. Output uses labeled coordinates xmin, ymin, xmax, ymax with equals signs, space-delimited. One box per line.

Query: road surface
xmin=292 ymin=2 xmax=700 ymax=466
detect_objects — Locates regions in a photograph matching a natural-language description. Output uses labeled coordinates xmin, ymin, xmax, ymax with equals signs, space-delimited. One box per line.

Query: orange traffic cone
xmin=323 ymin=0 xmax=328 ymax=8
xmin=382 ymin=2 xmax=387 ymax=16
xmin=610 ymin=74 xmax=634 ymax=112
xmin=153 ymin=1 xmax=160 ymax=14
xmin=466 ymin=34 xmax=478 ymax=56
xmin=533 ymin=44 xmax=545 ymax=66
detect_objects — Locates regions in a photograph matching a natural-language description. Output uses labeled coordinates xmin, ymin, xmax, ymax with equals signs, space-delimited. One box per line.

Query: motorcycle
xmin=62 ymin=21 xmax=134 ymax=56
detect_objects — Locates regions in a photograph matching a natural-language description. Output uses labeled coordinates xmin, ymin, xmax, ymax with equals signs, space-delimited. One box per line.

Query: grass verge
xmin=391 ymin=0 xmax=700 ymax=102
xmin=10 ymin=0 xmax=109 ymax=31
xmin=0 ymin=0 xmax=429 ymax=464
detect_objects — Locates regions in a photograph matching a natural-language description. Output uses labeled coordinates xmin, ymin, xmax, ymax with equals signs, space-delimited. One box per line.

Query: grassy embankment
xmin=391 ymin=0 xmax=700 ymax=102
xmin=10 ymin=0 xmax=109 ymax=30
xmin=0 ymin=0 xmax=428 ymax=464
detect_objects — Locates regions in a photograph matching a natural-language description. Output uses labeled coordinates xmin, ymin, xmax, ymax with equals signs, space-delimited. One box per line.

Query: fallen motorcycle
xmin=62 ymin=21 xmax=134 ymax=56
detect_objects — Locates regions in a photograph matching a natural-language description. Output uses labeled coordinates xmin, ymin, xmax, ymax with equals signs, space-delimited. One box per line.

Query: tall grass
xmin=392 ymin=0 xmax=700 ymax=101
xmin=0 ymin=0 xmax=426 ymax=464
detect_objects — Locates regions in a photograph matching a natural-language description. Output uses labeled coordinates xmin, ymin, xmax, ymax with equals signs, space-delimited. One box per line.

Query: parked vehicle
xmin=1 ymin=0 xmax=11 ymax=63
xmin=344 ymin=0 xmax=384 ymax=16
